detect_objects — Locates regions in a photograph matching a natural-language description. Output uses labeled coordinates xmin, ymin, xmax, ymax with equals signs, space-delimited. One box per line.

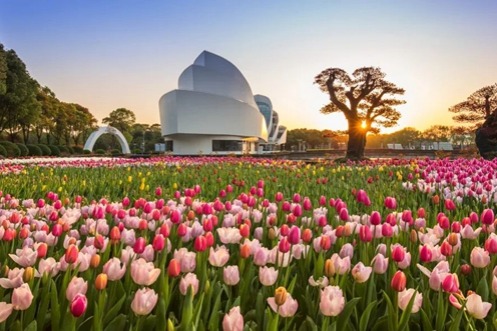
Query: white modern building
xmin=159 ymin=51 xmax=286 ymax=155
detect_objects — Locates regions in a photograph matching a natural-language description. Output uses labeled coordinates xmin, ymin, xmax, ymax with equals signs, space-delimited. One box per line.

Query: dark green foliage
xmin=110 ymin=149 xmax=121 ymax=156
xmin=83 ymin=149 xmax=91 ymax=155
xmin=57 ymin=145 xmax=69 ymax=155
xmin=95 ymin=149 xmax=106 ymax=155
xmin=36 ymin=144 xmax=51 ymax=156
xmin=0 ymin=141 xmax=21 ymax=157
xmin=0 ymin=145 xmax=7 ymax=157
xmin=72 ymin=145 xmax=84 ymax=154
xmin=15 ymin=143 xmax=29 ymax=156
xmin=26 ymin=144 xmax=42 ymax=156
xmin=48 ymin=145 xmax=61 ymax=156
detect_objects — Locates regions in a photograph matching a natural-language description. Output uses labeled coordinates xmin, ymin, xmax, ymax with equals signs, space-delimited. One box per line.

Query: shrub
xmin=15 ymin=143 xmax=29 ymax=157
xmin=72 ymin=145 xmax=84 ymax=154
xmin=66 ymin=146 xmax=75 ymax=154
xmin=37 ymin=144 xmax=52 ymax=156
xmin=0 ymin=145 xmax=7 ymax=157
xmin=0 ymin=141 xmax=21 ymax=157
xmin=110 ymin=149 xmax=121 ymax=156
xmin=26 ymin=144 xmax=42 ymax=156
xmin=57 ymin=145 xmax=70 ymax=155
xmin=83 ymin=149 xmax=92 ymax=155
xmin=48 ymin=145 xmax=61 ymax=156
xmin=95 ymin=149 xmax=106 ymax=155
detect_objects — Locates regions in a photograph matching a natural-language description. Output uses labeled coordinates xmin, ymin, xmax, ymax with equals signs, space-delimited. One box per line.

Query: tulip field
xmin=0 ymin=155 xmax=497 ymax=331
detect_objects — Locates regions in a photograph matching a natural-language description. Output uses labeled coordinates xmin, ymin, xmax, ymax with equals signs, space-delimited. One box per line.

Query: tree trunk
xmin=346 ymin=119 xmax=367 ymax=160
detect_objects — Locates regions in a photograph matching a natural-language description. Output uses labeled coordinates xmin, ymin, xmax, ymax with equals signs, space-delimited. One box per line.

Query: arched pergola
xmin=83 ymin=126 xmax=131 ymax=154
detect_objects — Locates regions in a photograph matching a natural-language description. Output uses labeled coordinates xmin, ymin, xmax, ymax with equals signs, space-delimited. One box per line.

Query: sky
xmin=1 ymin=1 xmax=497 ymax=133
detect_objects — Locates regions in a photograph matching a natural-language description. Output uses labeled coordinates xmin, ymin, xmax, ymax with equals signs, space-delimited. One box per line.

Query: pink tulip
xmin=223 ymin=266 xmax=240 ymax=286
xmin=208 ymin=246 xmax=230 ymax=267
xmin=9 ymin=247 xmax=38 ymax=268
xmin=131 ymin=287 xmax=158 ymax=316
xmin=288 ymin=226 xmax=300 ymax=245
xmin=419 ymin=244 xmax=433 ymax=263
xmin=329 ymin=254 xmax=351 ymax=275
xmin=370 ymin=211 xmax=382 ymax=226
xmin=222 ymin=306 xmax=244 ymax=331
xmin=179 ymin=273 xmax=199 ymax=296
xmin=441 ymin=273 xmax=459 ymax=293
xmin=359 ymin=225 xmax=373 ymax=243
xmin=417 ymin=261 xmax=450 ymax=291
xmin=466 ymin=293 xmax=492 ymax=319
xmin=481 ymin=208 xmax=494 ymax=225
xmin=103 ymin=257 xmax=126 ymax=281
xmin=308 ymin=275 xmax=329 ymax=288
xmin=384 ymin=197 xmax=397 ymax=209
xmin=259 ymin=266 xmax=278 ymax=286
xmin=351 ymin=262 xmax=372 ymax=283
xmin=371 ymin=253 xmax=389 ymax=274
xmin=391 ymin=244 xmax=406 ymax=263
xmin=130 ymin=258 xmax=161 ymax=286
xmin=339 ymin=243 xmax=354 ymax=259
xmin=267 ymin=293 xmax=298 ymax=317
xmin=0 ymin=302 xmax=13 ymax=322
xmin=398 ymin=288 xmax=423 ymax=313
xmin=70 ymin=294 xmax=87 ymax=318
xmin=319 ymin=286 xmax=345 ymax=316
xmin=173 ymin=248 xmax=196 ymax=273
xmin=66 ymin=277 xmax=88 ymax=302
xmin=449 ymin=293 xmax=462 ymax=309
xmin=0 ymin=267 xmax=24 ymax=289
xmin=12 ymin=283 xmax=33 ymax=310
xmin=470 ymin=247 xmax=490 ymax=268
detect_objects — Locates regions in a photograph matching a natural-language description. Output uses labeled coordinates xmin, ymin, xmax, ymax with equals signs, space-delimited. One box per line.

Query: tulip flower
xmin=95 ymin=273 xmax=108 ymax=290
xmin=0 ymin=302 xmax=13 ymax=322
xmin=466 ymin=293 xmax=492 ymax=319
xmin=481 ymin=208 xmax=494 ymax=225
xmin=130 ymin=258 xmax=161 ymax=286
xmin=319 ymin=286 xmax=345 ymax=316
xmin=65 ymin=244 xmax=79 ymax=264
xmin=131 ymin=287 xmax=158 ymax=316
xmin=208 ymin=246 xmax=230 ymax=267
xmin=267 ymin=292 xmax=298 ymax=317
xmin=103 ymin=257 xmax=126 ymax=281
xmin=391 ymin=244 xmax=406 ymax=263
xmin=66 ymin=277 xmax=88 ymax=302
xmin=398 ymin=288 xmax=422 ymax=313
xmin=223 ymin=266 xmax=240 ymax=286
xmin=70 ymin=293 xmax=87 ymax=318
xmin=222 ymin=306 xmax=244 ymax=331
xmin=9 ymin=247 xmax=38 ymax=267
xmin=371 ymin=253 xmax=389 ymax=274
xmin=470 ymin=247 xmax=490 ymax=268
xmin=359 ymin=225 xmax=373 ymax=242
xmin=259 ymin=266 xmax=278 ymax=286
xmin=179 ymin=273 xmax=199 ymax=296
xmin=391 ymin=270 xmax=407 ymax=292
xmin=12 ymin=283 xmax=33 ymax=310
xmin=441 ymin=273 xmax=459 ymax=293
xmin=351 ymin=262 xmax=372 ymax=283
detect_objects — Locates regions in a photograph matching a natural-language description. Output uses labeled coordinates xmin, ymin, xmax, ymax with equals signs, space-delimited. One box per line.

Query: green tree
xmin=314 ymin=67 xmax=405 ymax=160
xmin=449 ymin=84 xmax=497 ymax=128
xmin=67 ymin=103 xmax=97 ymax=145
xmin=422 ymin=125 xmax=452 ymax=142
xmin=35 ymin=86 xmax=59 ymax=144
xmin=0 ymin=44 xmax=7 ymax=95
xmin=102 ymin=108 xmax=136 ymax=134
xmin=0 ymin=48 xmax=40 ymax=141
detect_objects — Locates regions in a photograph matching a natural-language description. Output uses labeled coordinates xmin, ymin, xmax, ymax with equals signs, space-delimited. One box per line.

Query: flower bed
xmin=0 ymin=156 xmax=496 ymax=330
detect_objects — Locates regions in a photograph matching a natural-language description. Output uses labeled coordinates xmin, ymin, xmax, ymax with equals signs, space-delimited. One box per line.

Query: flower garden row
xmin=0 ymin=156 xmax=496 ymax=330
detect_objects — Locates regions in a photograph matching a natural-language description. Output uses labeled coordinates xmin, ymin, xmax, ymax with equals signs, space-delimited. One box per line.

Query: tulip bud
xmin=168 ymin=259 xmax=181 ymax=277
xmin=460 ymin=264 xmax=472 ymax=276
xmin=268 ymin=228 xmax=277 ymax=240
xmin=370 ymin=211 xmax=381 ymax=226
xmin=65 ymin=244 xmax=79 ymax=264
xmin=23 ymin=267 xmax=34 ymax=283
xmin=95 ymin=273 xmax=108 ymax=290
xmin=240 ymin=243 xmax=251 ymax=259
xmin=37 ymin=243 xmax=48 ymax=258
xmin=274 ymin=287 xmax=288 ymax=306
xmin=447 ymin=233 xmax=459 ymax=246
xmin=391 ymin=270 xmax=407 ymax=292
xmin=302 ymin=228 xmax=313 ymax=243
xmin=90 ymin=254 xmax=101 ymax=268
xmin=324 ymin=259 xmax=334 ymax=277
xmin=70 ymin=294 xmax=87 ymax=318
xmin=193 ymin=235 xmax=207 ymax=252
xmin=432 ymin=195 xmax=440 ymax=204
xmin=152 ymin=234 xmax=166 ymax=252
xmin=392 ymin=246 xmax=405 ymax=263
xmin=440 ymin=241 xmax=453 ymax=257
xmin=410 ymin=229 xmax=418 ymax=243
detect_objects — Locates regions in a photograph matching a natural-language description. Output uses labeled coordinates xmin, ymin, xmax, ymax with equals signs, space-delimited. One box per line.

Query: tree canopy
xmin=314 ymin=67 xmax=405 ymax=159
xmin=449 ymin=83 xmax=497 ymax=127
xmin=102 ymin=108 xmax=136 ymax=133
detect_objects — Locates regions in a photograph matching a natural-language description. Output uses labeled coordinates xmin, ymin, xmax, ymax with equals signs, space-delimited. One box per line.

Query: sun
xmin=361 ymin=120 xmax=367 ymax=129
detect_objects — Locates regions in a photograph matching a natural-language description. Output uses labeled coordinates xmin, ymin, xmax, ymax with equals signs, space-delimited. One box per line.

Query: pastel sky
xmin=1 ymin=1 xmax=496 ymax=133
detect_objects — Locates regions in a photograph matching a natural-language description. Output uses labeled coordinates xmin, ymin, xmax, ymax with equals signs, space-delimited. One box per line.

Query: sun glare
xmin=361 ymin=120 xmax=367 ymax=129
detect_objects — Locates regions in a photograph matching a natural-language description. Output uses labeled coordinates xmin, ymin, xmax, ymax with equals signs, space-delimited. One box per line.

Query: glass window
xmin=212 ymin=140 xmax=242 ymax=152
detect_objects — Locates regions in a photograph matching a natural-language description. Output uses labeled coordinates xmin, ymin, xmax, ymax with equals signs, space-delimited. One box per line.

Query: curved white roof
xmin=178 ymin=51 xmax=257 ymax=108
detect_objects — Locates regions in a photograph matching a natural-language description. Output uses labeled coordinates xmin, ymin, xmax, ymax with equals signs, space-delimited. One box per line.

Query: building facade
xmin=159 ymin=51 xmax=286 ymax=155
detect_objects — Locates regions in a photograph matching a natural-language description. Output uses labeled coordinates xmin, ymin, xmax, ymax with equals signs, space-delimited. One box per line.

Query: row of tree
xmin=0 ymin=43 xmax=163 ymax=153
xmin=286 ymin=125 xmax=475 ymax=151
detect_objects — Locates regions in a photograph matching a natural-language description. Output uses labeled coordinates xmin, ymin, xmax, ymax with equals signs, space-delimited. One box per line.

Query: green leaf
xmin=143 ymin=315 xmax=157 ymax=330
xmin=359 ymin=300 xmax=377 ymax=331
xmin=398 ymin=291 xmax=417 ymax=331
xmin=24 ymin=320 xmax=37 ymax=331
xmin=448 ymin=305 xmax=465 ymax=331
xmin=476 ymin=275 xmax=489 ymax=302
xmin=336 ymin=297 xmax=360 ymax=330
xmin=36 ymin=277 xmax=51 ymax=331
xmin=370 ymin=315 xmax=389 ymax=331
xmin=50 ymin=279 xmax=60 ymax=331
xmin=103 ymin=314 xmax=127 ymax=331
xmin=102 ymin=294 xmax=126 ymax=325
xmin=420 ymin=309 xmax=432 ymax=331
xmin=303 ymin=316 xmax=318 ymax=331
xmin=207 ymin=287 xmax=223 ymax=331
xmin=382 ymin=291 xmax=397 ymax=331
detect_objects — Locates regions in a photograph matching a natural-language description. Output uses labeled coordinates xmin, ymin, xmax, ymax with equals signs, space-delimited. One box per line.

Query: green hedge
xmin=0 ymin=145 xmax=7 ymax=157
xmin=16 ymin=143 xmax=29 ymax=157
xmin=0 ymin=141 xmax=21 ymax=157
xmin=36 ymin=144 xmax=52 ymax=156
xmin=26 ymin=144 xmax=42 ymax=156
xmin=48 ymin=145 xmax=61 ymax=156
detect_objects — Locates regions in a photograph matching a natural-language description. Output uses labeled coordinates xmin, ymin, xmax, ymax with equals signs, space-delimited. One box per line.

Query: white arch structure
xmin=83 ymin=126 xmax=131 ymax=154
